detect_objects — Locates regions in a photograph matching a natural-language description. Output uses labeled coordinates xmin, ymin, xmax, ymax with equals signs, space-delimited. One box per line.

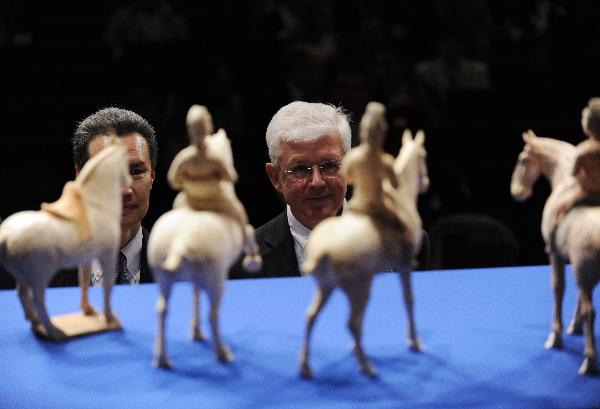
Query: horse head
xmin=394 ymin=129 xmax=429 ymax=199
xmin=76 ymin=137 xmax=131 ymax=201
xmin=206 ymin=129 xmax=237 ymax=181
xmin=511 ymin=131 xmax=543 ymax=201
xmin=511 ymin=130 xmax=577 ymax=200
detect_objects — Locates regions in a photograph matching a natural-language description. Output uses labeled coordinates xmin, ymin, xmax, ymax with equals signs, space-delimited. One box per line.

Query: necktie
xmin=116 ymin=251 xmax=133 ymax=284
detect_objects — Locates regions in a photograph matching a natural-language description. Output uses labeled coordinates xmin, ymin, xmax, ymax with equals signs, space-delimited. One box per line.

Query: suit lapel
xmin=140 ymin=226 xmax=153 ymax=283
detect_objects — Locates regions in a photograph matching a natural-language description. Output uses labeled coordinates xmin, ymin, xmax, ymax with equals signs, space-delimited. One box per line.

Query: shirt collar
xmin=287 ymin=200 xmax=347 ymax=273
xmin=121 ymin=226 xmax=143 ymax=277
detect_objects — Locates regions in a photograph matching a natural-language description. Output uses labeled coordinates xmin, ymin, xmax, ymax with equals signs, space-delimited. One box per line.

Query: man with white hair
xmin=231 ymin=101 xmax=429 ymax=278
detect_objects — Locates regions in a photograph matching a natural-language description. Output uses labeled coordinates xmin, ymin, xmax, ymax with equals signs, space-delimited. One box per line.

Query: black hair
xmin=72 ymin=107 xmax=157 ymax=169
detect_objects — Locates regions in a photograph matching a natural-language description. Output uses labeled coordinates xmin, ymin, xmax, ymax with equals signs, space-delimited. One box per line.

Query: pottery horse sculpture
xmin=148 ymin=130 xmax=260 ymax=368
xmin=511 ymin=130 xmax=599 ymax=375
xmin=0 ymin=141 xmax=131 ymax=340
xmin=299 ymin=130 xmax=429 ymax=378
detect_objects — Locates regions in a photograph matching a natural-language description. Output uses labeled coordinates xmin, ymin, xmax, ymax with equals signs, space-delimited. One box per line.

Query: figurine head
xmin=186 ymin=105 xmax=214 ymax=147
xmin=359 ymin=101 xmax=388 ymax=147
xmin=581 ymin=98 xmax=600 ymax=141
xmin=265 ymin=101 xmax=351 ymax=229
xmin=72 ymin=107 xmax=156 ymax=244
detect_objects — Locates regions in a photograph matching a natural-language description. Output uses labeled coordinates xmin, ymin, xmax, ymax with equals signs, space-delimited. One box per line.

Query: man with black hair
xmin=52 ymin=107 xmax=157 ymax=286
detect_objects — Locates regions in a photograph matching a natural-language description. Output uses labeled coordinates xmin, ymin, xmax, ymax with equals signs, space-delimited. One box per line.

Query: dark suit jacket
xmin=229 ymin=211 xmax=300 ymax=279
xmin=49 ymin=226 xmax=153 ymax=287
xmin=229 ymin=210 xmax=431 ymax=279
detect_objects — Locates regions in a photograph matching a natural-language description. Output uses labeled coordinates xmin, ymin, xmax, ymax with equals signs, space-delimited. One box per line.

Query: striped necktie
xmin=116 ymin=251 xmax=133 ymax=284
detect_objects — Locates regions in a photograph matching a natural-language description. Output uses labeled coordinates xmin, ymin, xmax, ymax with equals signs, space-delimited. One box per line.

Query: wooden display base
xmin=38 ymin=312 xmax=122 ymax=340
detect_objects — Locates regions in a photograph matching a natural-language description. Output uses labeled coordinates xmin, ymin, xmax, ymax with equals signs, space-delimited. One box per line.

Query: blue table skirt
xmin=0 ymin=265 xmax=598 ymax=409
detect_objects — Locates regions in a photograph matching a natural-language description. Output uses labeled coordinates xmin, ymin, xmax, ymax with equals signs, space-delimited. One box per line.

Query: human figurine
xmin=548 ymin=98 xmax=600 ymax=228
xmin=167 ymin=104 xmax=260 ymax=269
xmin=580 ymin=97 xmax=600 ymax=142
xmin=511 ymin=130 xmax=600 ymax=375
xmin=0 ymin=140 xmax=130 ymax=340
xmin=149 ymin=108 xmax=260 ymax=368
xmin=552 ymin=138 xmax=600 ymax=230
xmin=342 ymin=101 xmax=400 ymax=224
xmin=299 ymin=105 xmax=429 ymax=379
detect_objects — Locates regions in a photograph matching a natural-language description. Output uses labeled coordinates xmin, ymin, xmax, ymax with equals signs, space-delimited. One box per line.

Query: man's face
xmin=266 ymin=134 xmax=346 ymax=229
xmin=86 ymin=133 xmax=155 ymax=232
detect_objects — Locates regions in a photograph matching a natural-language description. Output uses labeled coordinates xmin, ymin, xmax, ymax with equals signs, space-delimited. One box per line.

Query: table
xmin=0 ymin=265 xmax=598 ymax=408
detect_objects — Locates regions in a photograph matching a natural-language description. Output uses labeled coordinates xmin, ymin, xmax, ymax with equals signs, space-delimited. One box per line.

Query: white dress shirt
xmin=91 ymin=226 xmax=142 ymax=286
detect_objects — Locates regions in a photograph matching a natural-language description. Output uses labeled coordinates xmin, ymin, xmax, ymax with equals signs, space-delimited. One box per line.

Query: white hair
xmin=265 ymin=101 xmax=352 ymax=164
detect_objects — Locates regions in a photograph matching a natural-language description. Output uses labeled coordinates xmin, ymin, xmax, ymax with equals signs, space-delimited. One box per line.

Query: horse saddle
xmin=41 ymin=181 xmax=92 ymax=241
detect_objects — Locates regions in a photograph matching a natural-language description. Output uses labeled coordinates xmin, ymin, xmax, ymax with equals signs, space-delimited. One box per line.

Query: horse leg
xmin=16 ymin=281 xmax=42 ymax=332
xmin=153 ymin=275 xmax=173 ymax=368
xmin=577 ymin=286 xmax=597 ymax=375
xmin=31 ymin=285 xmax=66 ymax=340
xmin=341 ymin=275 xmax=377 ymax=377
xmin=545 ymin=253 xmax=565 ymax=349
xmin=78 ymin=264 xmax=96 ymax=315
xmin=567 ymin=295 xmax=584 ymax=335
xmin=190 ymin=286 xmax=206 ymax=341
xmin=299 ymin=283 xmax=334 ymax=379
xmin=206 ymin=278 xmax=233 ymax=362
xmin=400 ymin=271 xmax=424 ymax=352
xmin=99 ymin=250 xmax=118 ymax=325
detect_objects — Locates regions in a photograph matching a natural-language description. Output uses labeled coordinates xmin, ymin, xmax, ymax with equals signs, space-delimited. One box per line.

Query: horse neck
xmin=533 ymin=139 xmax=576 ymax=190
xmin=78 ymin=159 xmax=123 ymax=217
xmin=395 ymin=147 xmax=419 ymax=202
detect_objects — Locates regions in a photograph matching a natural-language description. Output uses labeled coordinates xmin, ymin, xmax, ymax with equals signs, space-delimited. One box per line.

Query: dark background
xmin=2 ymin=0 xmax=599 ymax=270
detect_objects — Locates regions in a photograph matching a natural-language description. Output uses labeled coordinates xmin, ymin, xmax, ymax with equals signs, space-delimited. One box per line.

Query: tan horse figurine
xmin=511 ymin=130 xmax=599 ymax=375
xmin=0 ymin=140 xmax=131 ymax=340
xmin=148 ymin=128 xmax=260 ymax=368
xmin=299 ymin=128 xmax=428 ymax=378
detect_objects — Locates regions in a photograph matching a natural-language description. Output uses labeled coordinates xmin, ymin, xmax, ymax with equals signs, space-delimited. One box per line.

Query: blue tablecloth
xmin=0 ymin=265 xmax=598 ymax=408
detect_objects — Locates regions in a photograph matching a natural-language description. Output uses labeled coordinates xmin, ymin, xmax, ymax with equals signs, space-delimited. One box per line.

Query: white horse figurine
xmin=148 ymin=130 xmax=259 ymax=368
xmin=0 ymin=140 xmax=131 ymax=340
xmin=511 ymin=130 xmax=599 ymax=375
xmin=299 ymin=130 xmax=429 ymax=378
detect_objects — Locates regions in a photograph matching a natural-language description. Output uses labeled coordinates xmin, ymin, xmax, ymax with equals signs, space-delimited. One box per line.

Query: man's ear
xmin=265 ymin=162 xmax=283 ymax=193
xmin=150 ymin=169 xmax=155 ymax=188
xmin=74 ymin=164 xmax=82 ymax=176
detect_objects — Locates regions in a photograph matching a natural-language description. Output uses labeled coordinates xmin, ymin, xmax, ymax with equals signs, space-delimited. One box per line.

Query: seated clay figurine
xmin=168 ymin=104 xmax=260 ymax=269
xmin=342 ymin=101 xmax=400 ymax=223
xmin=511 ymin=130 xmax=600 ymax=375
xmin=299 ymin=102 xmax=429 ymax=378
xmin=149 ymin=106 xmax=260 ymax=368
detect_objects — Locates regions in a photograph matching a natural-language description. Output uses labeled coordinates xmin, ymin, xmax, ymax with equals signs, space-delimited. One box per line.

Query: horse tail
xmin=162 ymin=237 xmax=186 ymax=272
xmin=0 ymin=234 xmax=6 ymax=268
xmin=302 ymin=252 xmax=330 ymax=276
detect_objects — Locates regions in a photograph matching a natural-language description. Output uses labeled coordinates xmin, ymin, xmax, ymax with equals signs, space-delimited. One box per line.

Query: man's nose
xmin=307 ymin=166 xmax=326 ymax=186
xmin=121 ymin=184 xmax=133 ymax=196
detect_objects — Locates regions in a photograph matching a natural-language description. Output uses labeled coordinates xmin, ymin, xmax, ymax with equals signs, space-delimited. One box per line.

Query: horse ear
xmin=522 ymin=129 xmax=536 ymax=144
xmin=217 ymin=128 xmax=228 ymax=139
xmin=415 ymin=130 xmax=425 ymax=145
xmin=402 ymin=129 xmax=412 ymax=145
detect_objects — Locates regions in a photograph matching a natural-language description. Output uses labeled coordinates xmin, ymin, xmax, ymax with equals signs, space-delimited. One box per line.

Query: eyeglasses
xmin=284 ymin=159 xmax=341 ymax=182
